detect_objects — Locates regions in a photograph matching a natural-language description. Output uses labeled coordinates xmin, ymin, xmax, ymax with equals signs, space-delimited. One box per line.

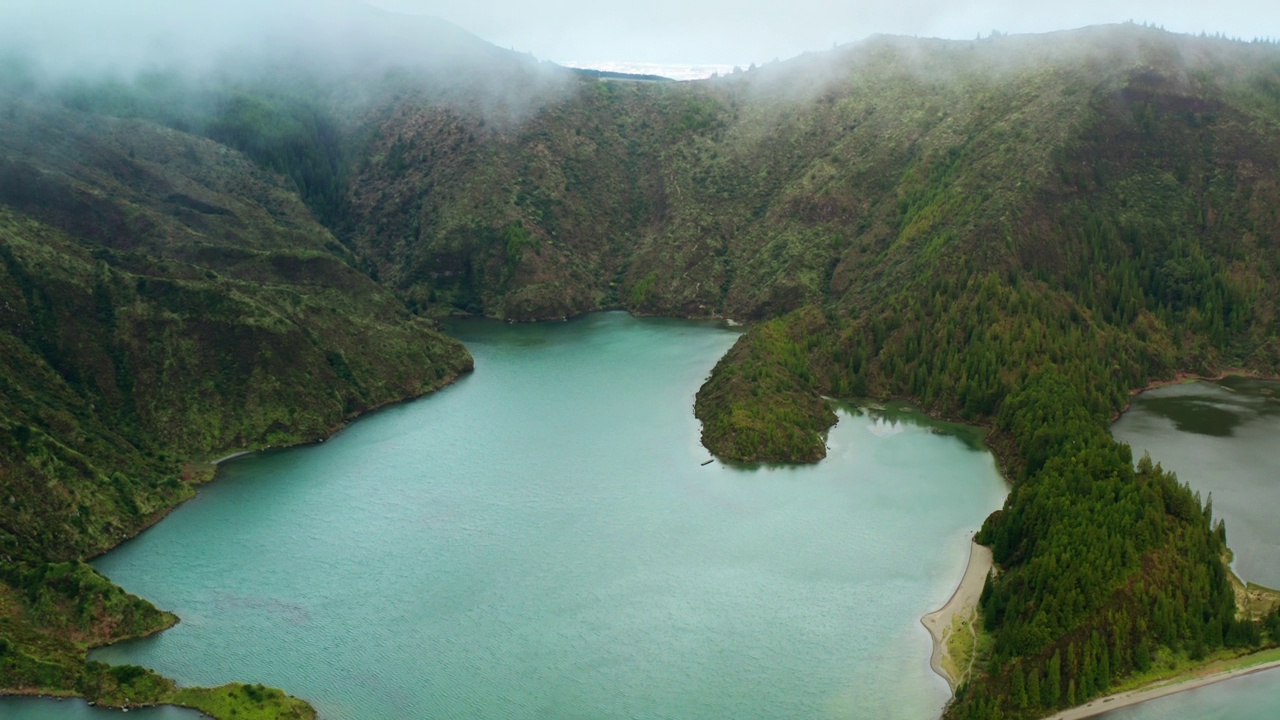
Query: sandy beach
xmin=921 ymin=541 xmax=1280 ymax=719
xmin=922 ymin=539 xmax=993 ymax=691
xmin=1043 ymin=659 xmax=1280 ymax=719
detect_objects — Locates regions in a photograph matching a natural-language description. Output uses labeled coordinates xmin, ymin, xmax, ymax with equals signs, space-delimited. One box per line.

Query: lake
xmin=7 ymin=324 xmax=1280 ymax=720
xmin=1105 ymin=377 xmax=1280 ymax=719
xmin=0 ymin=698 xmax=199 ymax=720
xmin=3 ymin=313 xmax=1010 ymax=719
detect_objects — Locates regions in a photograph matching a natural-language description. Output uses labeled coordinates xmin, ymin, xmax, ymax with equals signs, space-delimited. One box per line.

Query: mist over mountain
xmin=0 ymin=0 xmax=571 ymax=130
xmin=368 ymin=0 xmax=1280 ymax=66
xmin=2 ymin=1 xmax=520 ymax=78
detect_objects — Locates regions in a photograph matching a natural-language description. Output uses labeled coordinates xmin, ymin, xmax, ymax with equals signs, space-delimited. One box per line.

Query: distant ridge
xmin=566 ymin=67 xmax=674 ymax=82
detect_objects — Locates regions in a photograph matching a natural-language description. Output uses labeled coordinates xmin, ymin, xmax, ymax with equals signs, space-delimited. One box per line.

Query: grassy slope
xmin=0 ymin=561 xmax=314 ymax=717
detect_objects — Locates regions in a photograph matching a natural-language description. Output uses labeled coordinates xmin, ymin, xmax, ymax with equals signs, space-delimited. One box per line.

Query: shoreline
xmin=84 ymin=369 xmax=472 ymax=565
xmin=1043 ymin=657 xmax=1280 ymax=720
xmin=1057 ymin=368 xmax=1280 ymax=718
xmin=1112 ymin=368 xmax=1280 ymax=421
xmin=1131 ymin=368 xmax=1277 ymax=394
xmin=48 ymin=370 xmax=473 ymax=719
xmin=211 ymin=450 xmax=252 ymax=465
xmin=922 ymin=539 xmax=993 ymax=692
xmin=0 ymin=693 xmax=214 ymax=719
xmin=204 ymin=367 xmax=473 ymax=468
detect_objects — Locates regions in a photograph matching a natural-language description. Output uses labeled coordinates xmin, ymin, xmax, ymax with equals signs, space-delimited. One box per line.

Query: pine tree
xmin=1027 ymin=669 xmax=1041 ymax=711
xmin=1046 ymin=650 xmax=1062 ymax=707
xmin=1011 ymin=665 xmax=1027 ymax=709
xmin=1134 ymin=640 xmax=1151 ymax=672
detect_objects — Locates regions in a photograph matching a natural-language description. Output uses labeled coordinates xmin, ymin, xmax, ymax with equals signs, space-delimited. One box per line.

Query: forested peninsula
xmin=4 ymin=9 xmax=1280 ymax=718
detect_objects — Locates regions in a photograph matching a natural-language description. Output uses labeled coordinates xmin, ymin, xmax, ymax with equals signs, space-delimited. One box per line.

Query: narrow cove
xmin=3 ymin=313 xmax=1008 ymax=719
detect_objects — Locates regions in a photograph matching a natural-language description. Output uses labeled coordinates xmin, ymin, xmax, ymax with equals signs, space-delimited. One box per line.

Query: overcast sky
xmin=368 ymin=0 xmax=1280 ymax=66
xmin=3 ymin=1 xmax=1278 ymax=82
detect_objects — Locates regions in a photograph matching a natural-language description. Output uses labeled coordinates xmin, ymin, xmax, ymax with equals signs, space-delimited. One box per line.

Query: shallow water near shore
xmin=33 ymin=312 xmax=1012 ymax=720
xmin=0 ymin=698 xmax=199 ymax=719
xmin=1108 ymin=377 xmax=1280 ymax=718
xmin=1095 ymin=667 xmax=1280 ymax=719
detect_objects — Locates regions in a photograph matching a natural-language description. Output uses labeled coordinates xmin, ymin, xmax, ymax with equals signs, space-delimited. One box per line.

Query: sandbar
xmin=922 ymin=539 xmax=992 ymax=691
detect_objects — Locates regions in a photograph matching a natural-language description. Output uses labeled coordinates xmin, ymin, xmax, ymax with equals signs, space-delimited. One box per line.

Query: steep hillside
xmin=0 ymin=97 xmax=472 ymax=561
xmin=693 ymin=28 xmax=1280 ymax=458
xmin=0 ymin=10 xmax=556 ymax=715
xmin=685 ymin=28 xmax=1280 ymax=720
xmin=0 ymin=93 xmax=469 ymax=715
xmin=345 ymin=27 xmax=1280 ymax=334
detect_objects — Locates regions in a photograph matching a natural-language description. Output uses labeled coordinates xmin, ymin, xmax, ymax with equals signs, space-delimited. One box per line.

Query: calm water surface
xmin=1107 ymin=377 xmax=1280 ymax=719
xmin=7 ymin=313 xmax=1010 ymax=719
xmin=0 ymin=699 xmax=199 ymax=720
xmin=1112 ymin=378 xmax=1280 ymax=587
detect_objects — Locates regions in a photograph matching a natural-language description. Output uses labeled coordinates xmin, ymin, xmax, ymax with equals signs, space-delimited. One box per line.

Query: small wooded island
xmin=3 ymin=3 xmax=1280 ymax=718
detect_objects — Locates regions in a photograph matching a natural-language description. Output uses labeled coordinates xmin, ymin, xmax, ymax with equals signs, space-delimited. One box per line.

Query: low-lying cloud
xmin=0 ymin=0 xmax=525 ymax=83
xmin=369 ymin=0 xmax=1280 ymax=65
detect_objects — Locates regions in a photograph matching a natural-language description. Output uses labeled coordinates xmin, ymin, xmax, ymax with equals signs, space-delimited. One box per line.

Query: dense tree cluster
xmin=697 ymin=203 xmax=1278 ymax=717
xmin=699 ymin=264 xmax=1276 ymax=718
xmin=950 ymin=371 xmax=1260 ymax=718
xmin=61 ymin=76 xmax=351 ymax=227
xmin=695 ymin=307 xmax=837 ymax=462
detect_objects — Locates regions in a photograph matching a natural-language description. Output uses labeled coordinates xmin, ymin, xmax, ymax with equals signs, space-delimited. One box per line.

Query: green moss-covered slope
xmin=0 ymin=560 xmax=314 ymax=716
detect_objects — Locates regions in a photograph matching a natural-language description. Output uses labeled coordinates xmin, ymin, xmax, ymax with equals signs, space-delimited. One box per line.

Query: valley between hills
xmin=3 ymin=8 xmax=1280 ymax=719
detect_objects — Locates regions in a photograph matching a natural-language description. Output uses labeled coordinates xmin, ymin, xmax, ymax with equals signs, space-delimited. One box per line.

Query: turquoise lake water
xmin=6 ymin=321 xmax=1279 ymax=719
xmin=1105 ymin=378 xmax=1280 ymax=719
xmin=0 ymin=698 xmax=198 ymax=719
xmin=4 ymin=313 xmax=1011 ymax=719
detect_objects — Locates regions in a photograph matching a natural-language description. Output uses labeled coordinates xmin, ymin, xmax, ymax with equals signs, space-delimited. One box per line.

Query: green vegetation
xmin=0 ymin=67 xmax=471 ymax=717
xmin=5 ymin=18 xmax=1280 ymax=720
xmin=0 ymin=560 xmax=313 ymax=715
xmin=174 ymin=684 xmax=316 ymax=720
xmin=678 ymin=27 xmax=1280 ymax=720
xmin=949 ymin=379 xmax=1264 ymax=718
xmin=694 ymin=308 xmax=836 ymax=462
xmin=1096 ymin=644 xmax=1280 ymax=700
xmin=0 ymin=561 xmax=174 ymax=695
xmin=60 ymin=77 xmax=351 ymax=227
